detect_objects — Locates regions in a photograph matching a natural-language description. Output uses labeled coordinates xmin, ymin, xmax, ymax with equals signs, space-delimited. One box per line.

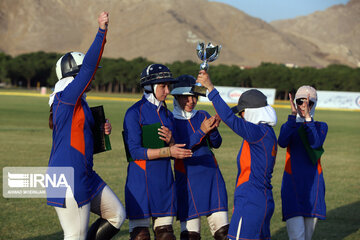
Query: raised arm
xmin=62 ymin=12 xmax=109 ymax=104
xmin=278 ymin=115 xmax=297 ymax=148
xmin=196 ymin=71 xmax=264 ymax=142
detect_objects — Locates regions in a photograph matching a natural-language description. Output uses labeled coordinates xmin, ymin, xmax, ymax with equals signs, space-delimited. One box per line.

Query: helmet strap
xmin=152 ymin=84 xmax=157 ymax=99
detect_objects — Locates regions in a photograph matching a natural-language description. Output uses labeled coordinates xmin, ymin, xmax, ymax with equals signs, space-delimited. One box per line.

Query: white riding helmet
xmin=55 ymin=52 xmax=85 ymax=80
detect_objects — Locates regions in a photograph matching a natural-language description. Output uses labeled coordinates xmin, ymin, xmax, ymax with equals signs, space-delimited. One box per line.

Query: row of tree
xmin=1 ymin=52 xmax=359 ymax=99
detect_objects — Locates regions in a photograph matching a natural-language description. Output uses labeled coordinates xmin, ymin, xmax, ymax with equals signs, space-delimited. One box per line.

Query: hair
xmin=49 ymin=104 xmax=53 ymax=130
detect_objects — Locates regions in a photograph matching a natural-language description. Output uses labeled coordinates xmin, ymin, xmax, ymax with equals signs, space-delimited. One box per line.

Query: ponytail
xmin=49 ymin=104 xmax=53 ymax=130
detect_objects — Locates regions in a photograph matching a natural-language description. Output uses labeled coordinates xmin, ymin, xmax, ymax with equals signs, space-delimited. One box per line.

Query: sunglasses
xmin=296 ymin=98 xmax=314 ymax=107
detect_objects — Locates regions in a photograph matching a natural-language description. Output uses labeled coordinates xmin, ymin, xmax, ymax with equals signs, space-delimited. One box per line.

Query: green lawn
xmin=0 ymin=91 xmax=359 ymax=240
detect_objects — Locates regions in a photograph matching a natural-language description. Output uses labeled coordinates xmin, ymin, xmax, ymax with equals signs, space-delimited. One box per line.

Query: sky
xmin=210 ymin=0 xmax=350 ymax=22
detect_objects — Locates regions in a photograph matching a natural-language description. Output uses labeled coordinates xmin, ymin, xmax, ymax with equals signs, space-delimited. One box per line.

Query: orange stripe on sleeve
xmin=284 ymin=146 xmax=292 ymax=174
xmin=236 ymin=140 xmax=251 ymax=188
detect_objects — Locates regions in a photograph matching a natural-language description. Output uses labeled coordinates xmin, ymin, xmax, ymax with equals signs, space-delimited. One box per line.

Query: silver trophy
xmin=196 ymin=42 xmax=222 ymax=71
xmin=192 ymin=42 xmax=222 ymax=96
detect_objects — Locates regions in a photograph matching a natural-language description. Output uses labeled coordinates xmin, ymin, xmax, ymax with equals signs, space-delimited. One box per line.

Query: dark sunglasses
xmin=296 ymin=98 xmax=314 ymax=107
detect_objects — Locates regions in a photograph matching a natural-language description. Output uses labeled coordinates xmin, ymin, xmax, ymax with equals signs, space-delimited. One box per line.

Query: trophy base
xmin=191 ymin=85 xmax=207 ymax=97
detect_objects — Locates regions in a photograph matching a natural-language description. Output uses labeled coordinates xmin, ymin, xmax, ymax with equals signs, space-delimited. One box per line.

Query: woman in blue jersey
xmin=170 ymin=75 xmax=229 ymax=240
xmin=123 ymin=64 xmax=193 ymax=240
xmin=47 ymin=12 xmax=125 ymax=240
xmin=278 ymin=86 xmax=328 ymax=240
xmin=197 ymin=70 xmax=278 ymax=240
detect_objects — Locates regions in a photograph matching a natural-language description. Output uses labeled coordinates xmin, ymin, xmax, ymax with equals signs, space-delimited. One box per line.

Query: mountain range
xmin=1 ymin=0 xmax=359 ymax=68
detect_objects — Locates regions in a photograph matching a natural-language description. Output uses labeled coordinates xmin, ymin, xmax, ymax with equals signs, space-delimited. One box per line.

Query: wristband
xmin=159 ymin=147 xmax=171 ymax=158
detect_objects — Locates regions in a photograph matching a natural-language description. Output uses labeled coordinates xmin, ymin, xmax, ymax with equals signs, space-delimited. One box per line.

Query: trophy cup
xmin=193 ymin=42 xmax=222 ymax=96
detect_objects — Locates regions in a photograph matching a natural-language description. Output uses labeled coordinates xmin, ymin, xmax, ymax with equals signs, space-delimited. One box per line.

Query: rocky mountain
xmin=271 ymin=0 xmax=360 ymax=67
xmin=0 ymin=0 xmax=358 ymax=67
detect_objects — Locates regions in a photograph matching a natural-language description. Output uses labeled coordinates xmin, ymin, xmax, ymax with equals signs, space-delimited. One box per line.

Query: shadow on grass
xmin=272 ymin=201 xmax=360 ymax=240
xmin=23 ymin=229 xmax=129 ymax=240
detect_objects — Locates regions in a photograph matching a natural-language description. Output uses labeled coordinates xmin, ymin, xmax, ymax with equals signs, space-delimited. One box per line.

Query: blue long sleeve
xmin=184 ymin=111 xmax=222 ymax=149
xmin=303 ymin=120 xmax=328 ymax=149
xmin=208 ymin=127 xmax=222 ymax=149
xmin=278 ymin=115 xmax=297 ymax=148
xmin=61 ymin=28 xmax=106 ymax=104
xmin=208 ymin=88 xmax=265 ymax=143
xmin=278 ymin=115 xmax=328 ymax=149
xmin=123 ymin=106 xmax=149 ymax=161
xmin=187 ymin=127 xmax=206 ymax=149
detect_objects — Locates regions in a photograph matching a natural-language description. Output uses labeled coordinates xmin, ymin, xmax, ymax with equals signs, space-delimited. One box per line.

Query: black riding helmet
xmin=140 ymin=64 xmax=177 ymax=90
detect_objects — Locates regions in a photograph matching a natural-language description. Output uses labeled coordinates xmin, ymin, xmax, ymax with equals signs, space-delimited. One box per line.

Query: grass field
xmin=0 ymin=90 xmax=359 ymax=240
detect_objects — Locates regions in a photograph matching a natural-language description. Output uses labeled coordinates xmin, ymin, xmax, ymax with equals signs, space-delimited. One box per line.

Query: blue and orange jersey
xmin=278 ymin=115 xmax=328 ymax=221
xmin=173 ymin=110 xmax=228 ymax=221
xmin=123 ymin=96 xmax=176 ymax=219
xmin=208 ymin=89 xmax=277 ymax=192
xmin=47 ymin=28 xmax=107 ymax=208
xmin=208 ymin=89 xmax=277 ymax=239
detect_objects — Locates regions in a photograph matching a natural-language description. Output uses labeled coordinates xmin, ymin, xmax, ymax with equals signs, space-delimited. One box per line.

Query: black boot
xmin=180 ymin=231 xmax=201 ymax=240
xmin=130 ymin=227 xmax=151 ymax=240
xmin=154 ymin=225 xmax=176 ymax=240
xmin=213 ymin=224 xmax=229 ymax=240
xmin=86 ymin=218 xmax=120 ymax=240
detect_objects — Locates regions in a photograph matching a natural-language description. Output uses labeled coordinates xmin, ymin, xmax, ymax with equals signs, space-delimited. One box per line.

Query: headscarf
xmin=48 ymin=77 xmax=73 ymax=106
xmin=294 ymin=85 xmax=317 ymax=122
xmin=144 ymin=84 xmax=163 ymax=111
xmin=172 ymin=98 xmax=198 ymax=120
xmin=48 ymin=76 xmax=87 ymax=106
xmin=243 ymin=105 xmax=277 ymax=127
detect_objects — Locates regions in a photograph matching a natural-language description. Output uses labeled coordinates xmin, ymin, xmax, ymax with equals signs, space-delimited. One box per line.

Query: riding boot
xmin=86 ymin=218 xmax=120 ymax=240
xmin=180 ymin=231 xmax=201 ymax=240
xmin=213 ymin=224 xmax=229 ymax=240
xmin=130 ymin=227 xmax=151 ymax=240
xmin=154 ymin=225 xmax=176 ymax=240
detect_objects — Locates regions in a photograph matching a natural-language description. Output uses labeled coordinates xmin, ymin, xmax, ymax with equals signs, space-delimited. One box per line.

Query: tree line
xmin=1 ymin=52 xmax=359 ymax=99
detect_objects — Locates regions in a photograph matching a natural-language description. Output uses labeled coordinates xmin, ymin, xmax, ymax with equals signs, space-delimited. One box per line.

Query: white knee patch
xmin=153 ymin=216 xmax=174 ymax=229
xmin=91 ymin=185 xmax=126 ymax=229
xmin=207 ymin=211 xmax=229 ymax=235
xmin=180 ymin=218 xmax=201 ymax=233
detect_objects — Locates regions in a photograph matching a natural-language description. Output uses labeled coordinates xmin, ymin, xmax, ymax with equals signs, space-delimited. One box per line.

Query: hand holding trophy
xmin=192 ymin=42 xmax=221 ymax=96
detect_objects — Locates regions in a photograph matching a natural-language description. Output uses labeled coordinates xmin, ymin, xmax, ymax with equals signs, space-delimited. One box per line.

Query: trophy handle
xmin=200 ymin=60 xmax=209 ymax=71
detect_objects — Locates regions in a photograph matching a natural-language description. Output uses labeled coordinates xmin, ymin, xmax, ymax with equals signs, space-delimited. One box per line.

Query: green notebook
xmin=123 ymin=122 xmax=165 ymax=162
xmin=141 ymin=122 xmax=166 ymax=149
xmin=297 ymin=125 xmax=324 ymax=165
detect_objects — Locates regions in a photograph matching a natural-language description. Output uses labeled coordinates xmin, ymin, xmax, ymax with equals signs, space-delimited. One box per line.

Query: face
xmin=155 ymin=83 xmax=170 ymax=101
xmin=177 ymin=95 xmax=198 ymax=112
xmin=296 ymin=98 xmax=314 ymax=117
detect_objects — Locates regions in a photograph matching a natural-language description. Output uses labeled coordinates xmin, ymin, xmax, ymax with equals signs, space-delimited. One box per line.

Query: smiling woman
xmin=170 ymin=74 xmax=229 ymax=240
